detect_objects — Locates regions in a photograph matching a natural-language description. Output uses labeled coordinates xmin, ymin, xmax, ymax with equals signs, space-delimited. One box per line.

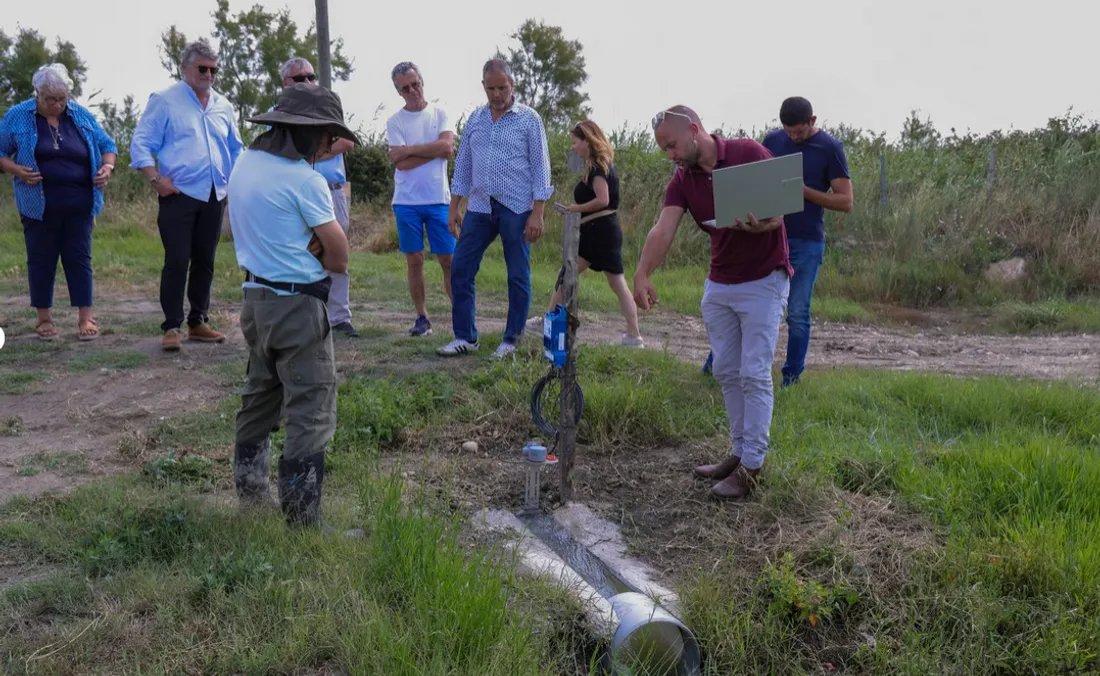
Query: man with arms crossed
xmin=385 ymin=61 xmax=456 ymax=338
xmin=437 ymin=58 xmax=553 ymax=360
xmin=227 ymin=83 xmax=362 ymax=536
xmin=763 ymin=96 xmax=852 ymax=386
xmin=278 ymin=57 xmax=360 ymax=338
xmin=634 ymin=106 xmax=791 ymax=500
xmin=131 ymin=40 xmax=244 ymax=352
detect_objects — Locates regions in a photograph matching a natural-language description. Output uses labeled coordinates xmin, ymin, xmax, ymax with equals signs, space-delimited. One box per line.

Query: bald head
xmin=652 ymin=105 xmax=703 ymax=132
xmin=653 ymin=104 xmax=710 ymax=170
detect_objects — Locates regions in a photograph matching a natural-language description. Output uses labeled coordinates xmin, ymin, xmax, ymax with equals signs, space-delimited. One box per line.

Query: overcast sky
xmin=5 ymin=0 xmax=1095 ymax=140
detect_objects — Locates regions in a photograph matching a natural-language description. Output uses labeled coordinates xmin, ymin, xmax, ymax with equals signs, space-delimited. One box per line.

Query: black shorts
xmin=556 ymin=214 xmax=624 ymax=289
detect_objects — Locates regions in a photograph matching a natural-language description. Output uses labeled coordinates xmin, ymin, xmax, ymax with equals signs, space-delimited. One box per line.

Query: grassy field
xmin=2 ymin=147 xmax=1100 ymax=672
xmin=2 ymin=325 xmax=1099 ymax=673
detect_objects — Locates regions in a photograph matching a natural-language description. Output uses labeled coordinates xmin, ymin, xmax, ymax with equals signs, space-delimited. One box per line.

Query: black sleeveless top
xmin=573 ymin=163 xmax=619 ymax=211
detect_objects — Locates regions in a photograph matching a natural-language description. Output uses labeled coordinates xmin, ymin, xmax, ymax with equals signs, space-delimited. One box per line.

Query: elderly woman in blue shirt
xmin=0 ymin=63 xmax=117 ymax=341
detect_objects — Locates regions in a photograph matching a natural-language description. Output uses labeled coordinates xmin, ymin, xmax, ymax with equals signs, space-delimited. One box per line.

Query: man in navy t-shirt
xmin=762 ymin=96 xmax=852 ymax=386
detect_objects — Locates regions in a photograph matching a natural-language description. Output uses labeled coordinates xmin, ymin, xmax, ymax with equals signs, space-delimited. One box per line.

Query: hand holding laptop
xmin=733 ymin=212 xmax=782 ymax=234
xmin=702 ymin=213 xmax=782 ymax=233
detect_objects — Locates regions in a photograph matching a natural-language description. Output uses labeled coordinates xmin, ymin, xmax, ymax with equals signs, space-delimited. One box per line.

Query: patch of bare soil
xmin=577 ymin=309 xmax=1100 ymax=384
xmin=0 ymin=304 xmax=248 ymax=502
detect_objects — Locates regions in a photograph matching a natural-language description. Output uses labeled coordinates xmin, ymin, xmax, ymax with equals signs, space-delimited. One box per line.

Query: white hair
xmin=280 ymin=57 xmax=313 ymax=80
xmin=181 ymin=40 xmax=219 ymax=67
xmin=32 ymin=63 xmax=74 ymax=96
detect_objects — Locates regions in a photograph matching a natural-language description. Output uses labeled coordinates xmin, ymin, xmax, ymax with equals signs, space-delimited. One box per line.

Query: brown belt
xmin=579 ymin=208 xmax=616 ymax=225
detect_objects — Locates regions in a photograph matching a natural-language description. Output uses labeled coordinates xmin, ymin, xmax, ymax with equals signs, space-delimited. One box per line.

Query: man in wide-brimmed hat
xmin=227 ymin=82 xmax=362 ymax=535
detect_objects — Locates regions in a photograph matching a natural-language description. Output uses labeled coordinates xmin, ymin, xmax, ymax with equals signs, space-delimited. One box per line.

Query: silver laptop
xmin=710 ymin=152 xmax=804 ymax=228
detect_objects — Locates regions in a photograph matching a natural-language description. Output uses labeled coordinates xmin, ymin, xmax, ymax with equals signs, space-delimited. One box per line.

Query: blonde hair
xmin=571 ymin=120 xmax=613 ymax=182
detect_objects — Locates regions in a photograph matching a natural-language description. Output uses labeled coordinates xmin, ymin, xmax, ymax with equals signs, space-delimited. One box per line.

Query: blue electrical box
xmin=543 ymin=304 xmax=568 ymax=368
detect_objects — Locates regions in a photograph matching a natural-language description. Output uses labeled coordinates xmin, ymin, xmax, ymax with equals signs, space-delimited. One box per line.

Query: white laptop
xmin=707 ymin=153 xmax=805 ymax=228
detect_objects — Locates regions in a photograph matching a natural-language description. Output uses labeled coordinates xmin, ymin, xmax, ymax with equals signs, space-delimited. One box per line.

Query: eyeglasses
xmin=197 ymin=65 xmax=218 ymax=75
xmin=651 ymin=109 xmax=691 ymax=130
xmin=399 ymin=81 xmax=422 ymax=94
xmin=291 ymin=73 xmax=317 ymax=83
xmin=38 ymin=94 xmax=67 ymax=106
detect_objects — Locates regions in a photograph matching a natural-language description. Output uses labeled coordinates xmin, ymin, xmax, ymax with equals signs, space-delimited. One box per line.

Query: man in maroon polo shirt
xmin=633 ymin=105 xmax=792 ymax=499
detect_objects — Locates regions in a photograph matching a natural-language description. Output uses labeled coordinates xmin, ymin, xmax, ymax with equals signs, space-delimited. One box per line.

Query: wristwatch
xmin=102 ymin=162 xmax=115 ymax=170
xmin=149 ymin=174 xmax=161 ymax=185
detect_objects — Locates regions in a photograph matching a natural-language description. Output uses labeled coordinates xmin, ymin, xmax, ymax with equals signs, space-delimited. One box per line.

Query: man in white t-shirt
xmin=385 ymin=62 xmax=456 ymax=338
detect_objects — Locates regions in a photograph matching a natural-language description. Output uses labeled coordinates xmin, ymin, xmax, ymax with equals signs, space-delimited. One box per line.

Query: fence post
xmin=985 ymin=148 xmax=997 ymax=200
xmin=559 ymin=149 xmax=584 ymax=504
xmin=879 ymin=154 xmax=887 ymax=206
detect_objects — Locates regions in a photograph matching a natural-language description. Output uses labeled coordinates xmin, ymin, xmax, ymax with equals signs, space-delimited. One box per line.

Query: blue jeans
xmin=450 ymin=199 xmax=531 ymax=345
xmin=21 ymin=211 xmax=95 ymax=309
xmin=782 ymin=238 xmax=826 ymax=383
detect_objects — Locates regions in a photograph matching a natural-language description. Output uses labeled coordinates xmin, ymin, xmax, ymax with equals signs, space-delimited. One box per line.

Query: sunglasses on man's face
xmin=399 ymin=81 xmax=422 ymax=94
xmin=291 ymin=73 xmax=317 ymax=83
xmin=196 ymin=65 xmax=218 ymax=75
xmin=651 ymin=109 xmax=691 ymax=130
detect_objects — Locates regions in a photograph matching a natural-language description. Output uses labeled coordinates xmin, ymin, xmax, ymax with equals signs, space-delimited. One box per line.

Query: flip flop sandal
xmin=36 ymin=319 xmax=57 ymax=341
xmin=78 ymin=317 xmax=99 ymax=341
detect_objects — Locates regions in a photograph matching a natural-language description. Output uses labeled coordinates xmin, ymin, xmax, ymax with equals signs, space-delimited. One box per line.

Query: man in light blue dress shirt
xmin=278 ymin=57 xmax=359 ymax=338
xmin=131 ymin=40 xmax=244 ymax=353
xmin=437 ymin=58 xmax=554 ymax=361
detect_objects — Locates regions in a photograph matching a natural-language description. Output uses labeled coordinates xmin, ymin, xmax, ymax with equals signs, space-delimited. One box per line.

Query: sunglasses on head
xmin=197 ymin=65 xmax=218 ymax=75
xmin=651 ymin=109 xmax=691 ymax=130
xmin=291 ymin=73 xmax=317 ymax=83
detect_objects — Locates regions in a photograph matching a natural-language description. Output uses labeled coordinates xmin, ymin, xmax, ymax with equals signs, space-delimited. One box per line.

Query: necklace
xmin=48 ymin=124 xmax=62 ymax=150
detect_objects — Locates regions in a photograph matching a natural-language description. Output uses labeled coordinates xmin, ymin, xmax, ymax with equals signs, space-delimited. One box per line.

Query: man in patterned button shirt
xmin=437 ymin=58 xmax=554 ymax=361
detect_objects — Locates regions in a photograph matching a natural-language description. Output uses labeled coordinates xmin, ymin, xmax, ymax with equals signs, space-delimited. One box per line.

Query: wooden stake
xmin=559 ymin=149 xmax=584 ymax=503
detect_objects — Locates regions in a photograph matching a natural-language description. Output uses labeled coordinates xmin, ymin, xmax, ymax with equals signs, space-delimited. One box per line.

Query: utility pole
xmin=559 ymin=149 xmax=584 ymax=503
xmin=315 ymin=0 xmax=332 ymax=88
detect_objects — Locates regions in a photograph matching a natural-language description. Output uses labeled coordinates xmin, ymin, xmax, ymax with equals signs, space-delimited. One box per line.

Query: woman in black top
xmin=528 ymin=120 xmax=642 ymax=347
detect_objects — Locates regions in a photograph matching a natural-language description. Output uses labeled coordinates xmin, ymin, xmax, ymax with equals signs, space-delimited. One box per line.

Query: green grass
xmin=672 ymin=368 xmax=1100 ymax=673
xmin=993 ymin=299 xmax=1100 ymax=334
xmin=3 ymin=326 xmax=1100 ymax=672
xmin=16 ymin=451 xmax=89 ymax=477
xmin=66 ymin=349 xmax=150 ymax=372
xmin=2 ymin=185 xmax=1100 ymax=672
xmin=0 ymin=369 xmax=50 ymax=395
xmin=0 ymin=474 xmax=562 ymax=675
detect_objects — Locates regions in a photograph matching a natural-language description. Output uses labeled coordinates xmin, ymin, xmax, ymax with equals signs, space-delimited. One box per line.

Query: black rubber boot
xmin=277 ymin=451 xmax=364 ymax=537
xmin=234 ymin=439 xmax=278 ymax=512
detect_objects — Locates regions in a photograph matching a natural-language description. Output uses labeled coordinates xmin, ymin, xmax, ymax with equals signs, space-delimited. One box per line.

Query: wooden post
xmin=315 ymin=0 xmax=332 ymax=89
xmin=985 ymin=148 xmax=997 ymax=200
xmin=559 ymin=149 xmax=584 ymax=504
xmin=879 ymin=154 xmax=887 ymax=206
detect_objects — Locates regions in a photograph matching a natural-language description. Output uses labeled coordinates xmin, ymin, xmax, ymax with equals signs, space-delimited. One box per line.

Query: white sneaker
xmin=525 ymin=316 xmax=544 ymax=332
xmin=436 ymin=338 xmax=479 ymax=357
xmin=621 ymin=334 xmax=645 ymax=349
xmin=491 ymin=341 xmax=518 ymax=361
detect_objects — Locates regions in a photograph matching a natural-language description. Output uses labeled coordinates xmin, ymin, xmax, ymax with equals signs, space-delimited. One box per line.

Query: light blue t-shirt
xmin=313 ymin=154 xmax=346 ymax=184
xmin=228 ymin=149 xmax=335 ymax=295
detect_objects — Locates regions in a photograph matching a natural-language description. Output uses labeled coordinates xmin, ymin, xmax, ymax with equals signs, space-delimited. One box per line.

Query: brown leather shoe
xmin=162 ymin=329 xmax=182 ymax=352
xmin=694 ymin=454 xmax=741 ymax=480
xmin=711 ymin=465 xmax=761 ymax=500
xmin=187 ymin=322 xmax=226 ymax=343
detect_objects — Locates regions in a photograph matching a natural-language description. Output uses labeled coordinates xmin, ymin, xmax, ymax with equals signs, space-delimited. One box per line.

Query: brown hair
xmin=571 ymin=120 xmax=614 ymax=182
